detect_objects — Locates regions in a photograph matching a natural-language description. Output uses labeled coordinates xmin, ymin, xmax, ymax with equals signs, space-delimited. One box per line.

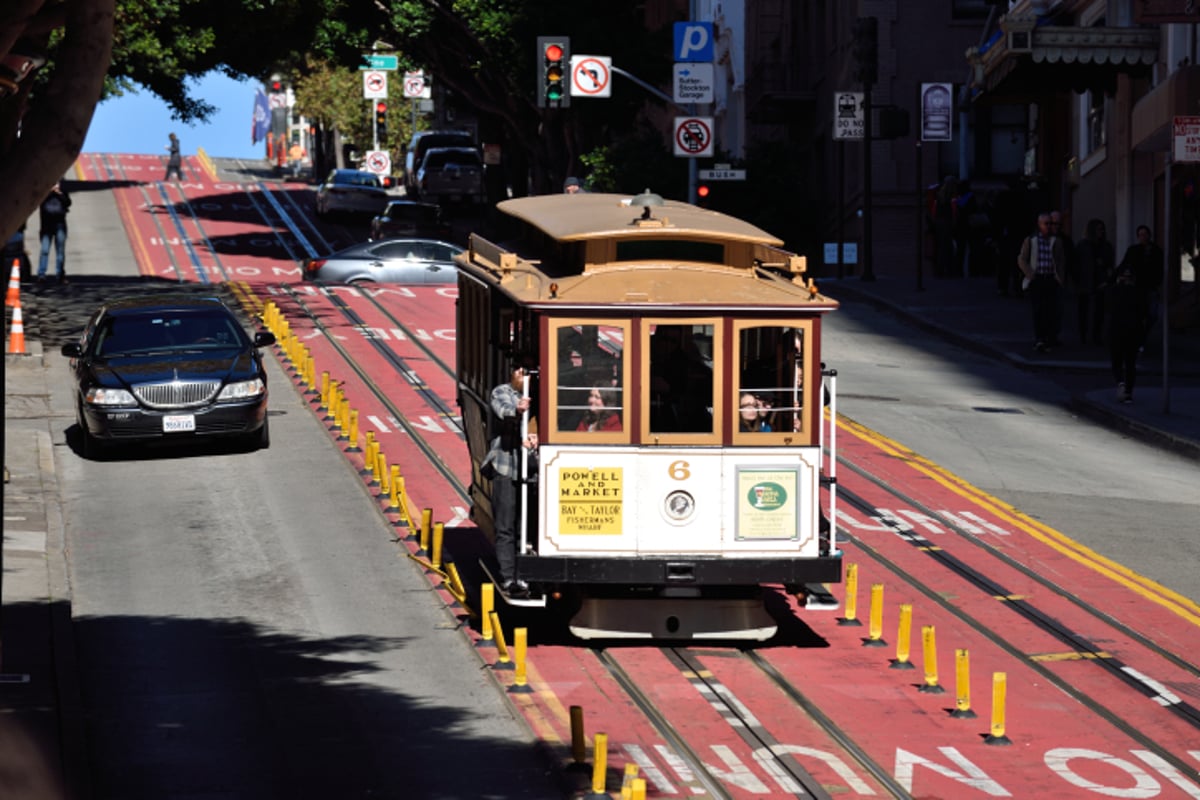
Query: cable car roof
xmin=496 ymin=192 xmax=784 ymax=245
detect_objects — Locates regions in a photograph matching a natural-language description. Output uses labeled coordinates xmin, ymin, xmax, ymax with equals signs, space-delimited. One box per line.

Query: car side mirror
xmin=61 ymin=342 xmax=82 ymax=357
xmin=254 ymin=331 xmax=276 ymax=347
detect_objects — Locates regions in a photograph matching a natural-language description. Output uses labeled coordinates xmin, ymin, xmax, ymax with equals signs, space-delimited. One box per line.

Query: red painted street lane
xmin=78 ymin=155 xmax=1200 ymax=798
xmin=832 ymin=417 xmax=1200 ymax=694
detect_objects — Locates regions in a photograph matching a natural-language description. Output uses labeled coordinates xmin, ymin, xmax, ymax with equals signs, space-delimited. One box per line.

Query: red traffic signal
xmin=536 ymin=36 xmax=570 ymax=109
xmin=271 ymin=80 xmax=283 ymax=92
xmin=697 ymin=185 xmax=710 ymax=198
xmin=375 ymin=101 xmax=387 ymax=114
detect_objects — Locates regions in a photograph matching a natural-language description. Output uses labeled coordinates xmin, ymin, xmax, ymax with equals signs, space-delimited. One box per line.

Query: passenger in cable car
xmin=738 ymin=393 xmax=773 ymax=432
xmin=482 ymin=359 xmax=538 ymax=598
xmin=576 ymin=384 xmax=622 ymax=432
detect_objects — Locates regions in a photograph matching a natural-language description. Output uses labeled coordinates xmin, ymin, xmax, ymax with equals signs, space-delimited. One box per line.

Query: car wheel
xmin=256 ymin=416 xmax=270 ymax=450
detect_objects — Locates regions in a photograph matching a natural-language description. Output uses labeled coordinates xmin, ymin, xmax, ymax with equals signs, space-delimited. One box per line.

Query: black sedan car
xmin=369 ymin=200 xmax=451 ymax=241
xmin=61 ymin=295 xmax=277 ymax=457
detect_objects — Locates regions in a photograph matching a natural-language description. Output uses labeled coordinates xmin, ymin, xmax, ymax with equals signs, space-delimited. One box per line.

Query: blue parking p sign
xmin=674 ymin=22 xmax=714 ymax=62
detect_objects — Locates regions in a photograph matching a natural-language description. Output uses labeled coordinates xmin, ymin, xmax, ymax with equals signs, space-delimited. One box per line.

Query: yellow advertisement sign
xmin=558 ymin=467 xmax=623 ymax=535
xmin=736 ymin=468 xmax=799 ymax=540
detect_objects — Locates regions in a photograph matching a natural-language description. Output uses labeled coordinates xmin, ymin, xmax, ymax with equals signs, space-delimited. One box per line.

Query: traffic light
xmin=537 ymin=36 xmax=571 ymax=109
xmin=375 ymin=100 xmax=388 ymax=140
xmin=852 ymin=17 xmax=878 ymax=86
xmin=270 ymin=77 xmax=283 ymax=93
xmin=696 ymin=184 xmax=711 ymax=207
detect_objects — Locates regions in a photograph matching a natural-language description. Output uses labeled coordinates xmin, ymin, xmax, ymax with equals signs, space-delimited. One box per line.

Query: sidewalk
xmin=2 ymin=342 xmax=85 ymax=800
xmin=824 ymin=270 xmax=1200 ymax=461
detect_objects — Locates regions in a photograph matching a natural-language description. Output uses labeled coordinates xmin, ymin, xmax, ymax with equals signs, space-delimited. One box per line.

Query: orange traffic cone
xmin=7 ymin=300 xmax=26 ymax=354
xmin=4 ymin=258 xmax=19 ymax=307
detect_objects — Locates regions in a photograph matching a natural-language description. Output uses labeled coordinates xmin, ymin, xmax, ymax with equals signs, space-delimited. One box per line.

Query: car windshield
xmin=423 ymin=151 xmax=480 ymax=170
xmin=95 ymin=311 xmax=244 ymax=357
xmin=337 ymin=172 xmax=380 ymax=188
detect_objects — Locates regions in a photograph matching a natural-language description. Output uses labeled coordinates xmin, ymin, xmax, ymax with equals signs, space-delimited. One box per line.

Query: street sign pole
xmin=862 ymin=85 xmax=875 ymax=282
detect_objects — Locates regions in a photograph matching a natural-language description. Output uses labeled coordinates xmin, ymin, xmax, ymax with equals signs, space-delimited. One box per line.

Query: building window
xmin=1085 ymin=91 xmax=1106 ymax=156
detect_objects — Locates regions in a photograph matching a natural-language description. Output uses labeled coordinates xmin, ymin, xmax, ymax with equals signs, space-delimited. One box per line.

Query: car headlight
xmin=85 ymin=387 xmax=136 ymax=406
xmin=218 ymin=378 xmax=266 ymax=401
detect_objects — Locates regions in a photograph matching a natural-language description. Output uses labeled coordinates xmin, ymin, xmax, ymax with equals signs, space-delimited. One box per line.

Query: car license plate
xmin=163 ymin=414 xmax=196 ymax=433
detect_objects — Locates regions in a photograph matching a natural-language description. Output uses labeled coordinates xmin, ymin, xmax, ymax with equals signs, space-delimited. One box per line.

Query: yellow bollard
xmin=338 ymin=390 xmax=351 ymax=437
xmin=591 ymin=733 xmax=609 ymax=796
xmin=985 ymin=672 xmax=1012 ymax=745
xmin=345 ymin=410 xmax=360 ymax=452
xmin=377 ymin=451 xmax=390 ymax=496
xmin=387 ymin=465 xmax=402 ymax=513
xmin=890 ymin=603 xmax=915 ymax=669
xmin=569 ymin=705 xmax=587 ymax=767
xmin=952 ymin=649 xmax=977 ymax=718
xmin=864 ymin=583 xmax=886 ymax=646
xmin=331 ymin=387 xmax=344 ymax=431
xmin=304 ymin=350 xmax=318 ymax=394
xmin=431 ymin=522 xmax=444 ymax=570
xmin=509 ymin=627 xmax=532 ymax=693
xmin=367 ymin=439 xmax=381 ymax=486
xmin=395 ymin=476 xmax=416 ymax=536
xmin=839 ymin=562 xmax=862 ymax=626
xmin=419 ymin=508 xmax=433 ymax=555
xmin=488 ymin=610 xmax=513 ymax=670
xmin=630 ymin=778 xmax=646 ymax=800
xmin=360 ymin=432 xmax=376 ymax=475
xmin=320 ymin=371 xmax=331 ymax=415
xmin=621 ymin=763 xmax=640 ymax=799
xmin=327 ymin=386 xmax=341 ymax=427
xmin=445 ymin=562 xmax=469 ymax=608
xmin=919 ymin=625 xmax=945 ymax=693
xmin=478 ymin=584 xmax=494 ymax=644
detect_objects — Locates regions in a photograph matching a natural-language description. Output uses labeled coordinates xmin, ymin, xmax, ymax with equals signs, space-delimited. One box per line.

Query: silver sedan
xmin=302 ymin=239 xmax=463 ymax=284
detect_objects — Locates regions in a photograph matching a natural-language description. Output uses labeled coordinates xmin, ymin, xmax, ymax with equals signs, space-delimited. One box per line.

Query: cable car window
xmin=615 ymin=240 xmax=724 ymax=264
xmin=649 ymin=323 xmax=714 ymax=434
xmin=555 ymin=322 xmax=625 ymax=436
xmin=737 ymin=324 xmax=806 ymax=436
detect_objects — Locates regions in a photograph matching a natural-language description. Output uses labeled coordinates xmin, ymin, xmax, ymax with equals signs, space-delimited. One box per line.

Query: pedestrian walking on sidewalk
xmin=1106 ymin=246 xmax=1154 ymax=404
xmin=1017 ymin=212 xmax=1065 ymax=352
xmin=1073 ymin=219 xmax=1114 ymax=345
xmin=36 ymin=181 xmax=71 ymax=284
xmin=1116 ymin=225 xmax=1163 ymax=347
xmin=164 ymin=132 xmax=183 ymax=181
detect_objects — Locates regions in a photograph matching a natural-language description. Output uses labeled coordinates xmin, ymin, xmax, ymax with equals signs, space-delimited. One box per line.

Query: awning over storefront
xmin=1131 ymin=64 xmax=1200 ymax=152
xmin=967 ymin=14 xmax=1159 ymax=98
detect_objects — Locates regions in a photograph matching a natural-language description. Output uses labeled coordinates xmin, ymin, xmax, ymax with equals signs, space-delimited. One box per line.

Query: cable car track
xmin=277 ymin=284 xmax=469 ymax=504
xmin=833 ymin=437 xmax=1200 ymax=682
xmin=830 ymin=471 xmax=1200 ymax=779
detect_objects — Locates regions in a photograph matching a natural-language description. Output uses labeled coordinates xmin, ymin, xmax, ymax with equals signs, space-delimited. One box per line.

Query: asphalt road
xmin=826 ymin=302 xmax=1200 ymax=605
xmin=25 ymin=170 xmax=562 ymax=799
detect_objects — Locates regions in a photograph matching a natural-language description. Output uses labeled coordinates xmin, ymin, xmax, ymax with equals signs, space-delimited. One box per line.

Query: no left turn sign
xmin=570 ymin=55 xmax=612 ymax=98
xmin=674 ymin=116 xmax=714 ymax=157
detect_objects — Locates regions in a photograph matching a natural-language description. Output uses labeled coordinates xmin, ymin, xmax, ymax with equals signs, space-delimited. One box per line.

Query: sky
xmin=82 ymin=71 xmax=267 ymax=160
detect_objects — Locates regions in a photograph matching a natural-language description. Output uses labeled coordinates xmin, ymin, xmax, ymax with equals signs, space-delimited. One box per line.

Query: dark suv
xmin=404 ymin=130 xmax=476 ymax=196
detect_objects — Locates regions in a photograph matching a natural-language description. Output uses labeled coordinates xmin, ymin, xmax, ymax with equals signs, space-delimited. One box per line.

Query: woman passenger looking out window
xmin=577 ymin=384 xmax=622 ymax=432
